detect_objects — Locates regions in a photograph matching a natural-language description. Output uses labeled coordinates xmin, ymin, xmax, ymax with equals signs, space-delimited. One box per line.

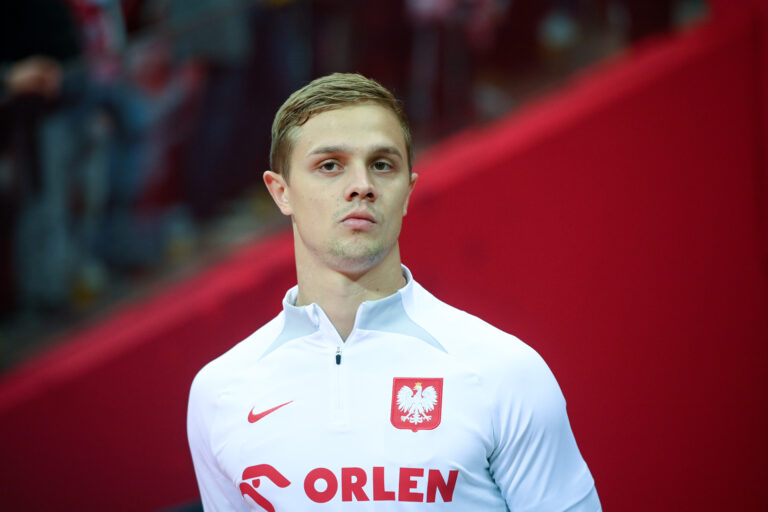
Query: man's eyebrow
xmin=307 ymin=145 xmax=352 ymax=157
xmin=306 ymin=145 xmax=404 ymax=159
xmin=370 ymin=145 xmax=404 ymax=159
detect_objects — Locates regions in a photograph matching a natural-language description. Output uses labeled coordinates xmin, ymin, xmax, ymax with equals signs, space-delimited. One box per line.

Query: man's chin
xmin=326 ymin=241 xmax=390 ymax=274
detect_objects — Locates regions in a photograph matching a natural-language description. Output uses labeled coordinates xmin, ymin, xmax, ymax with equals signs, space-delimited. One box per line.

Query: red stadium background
xmin=1 ymin=1 xmax=766 ymax=510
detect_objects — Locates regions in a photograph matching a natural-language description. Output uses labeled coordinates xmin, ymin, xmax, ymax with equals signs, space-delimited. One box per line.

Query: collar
xmin=261 ymin=265 xmax=444 ymax=357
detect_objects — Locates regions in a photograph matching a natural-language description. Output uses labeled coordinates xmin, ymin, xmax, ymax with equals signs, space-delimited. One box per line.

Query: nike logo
xmin=248 ymin=401 xmax=293 ymax=423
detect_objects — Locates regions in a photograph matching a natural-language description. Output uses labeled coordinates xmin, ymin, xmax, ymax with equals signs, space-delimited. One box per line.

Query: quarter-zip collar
xmin=261 ymin=265 xmax=445 ymax=358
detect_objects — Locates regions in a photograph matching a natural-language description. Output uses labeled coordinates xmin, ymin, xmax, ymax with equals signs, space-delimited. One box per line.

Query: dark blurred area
xmin=0 ymin=0 xmax=707 ymax=371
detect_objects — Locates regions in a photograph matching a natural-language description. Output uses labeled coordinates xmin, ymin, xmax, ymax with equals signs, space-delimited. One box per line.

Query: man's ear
xmin=263 ymin=170 xmax=293 ymax=216
xmin=403 ymin=172 xmax=418 ymax=216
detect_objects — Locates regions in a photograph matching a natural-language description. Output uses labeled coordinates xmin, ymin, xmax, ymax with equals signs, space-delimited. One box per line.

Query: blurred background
xmin=2 ymin=1 xmax=767 ymax=511
xmin=0 ymin=0 xmax=708 ymax=368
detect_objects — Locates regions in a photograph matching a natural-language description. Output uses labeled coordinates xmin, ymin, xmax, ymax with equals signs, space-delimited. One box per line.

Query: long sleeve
xmin=488 ymin=349 xmax=601 ymax=512
xmin=187 ymin=371 xmax=250 ymax=511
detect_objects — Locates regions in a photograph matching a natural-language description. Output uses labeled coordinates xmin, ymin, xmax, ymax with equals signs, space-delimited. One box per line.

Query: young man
xmin=188 ymin=73 xmax=601 ymax=511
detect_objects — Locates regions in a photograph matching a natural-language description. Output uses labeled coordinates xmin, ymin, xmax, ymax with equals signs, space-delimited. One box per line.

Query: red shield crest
xmin=391 ymin=378 xmax=443 ymax=431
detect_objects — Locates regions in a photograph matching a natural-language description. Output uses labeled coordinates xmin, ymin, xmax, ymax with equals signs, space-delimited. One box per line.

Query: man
xmin=188 ymin=73 xmax=600 ymax=511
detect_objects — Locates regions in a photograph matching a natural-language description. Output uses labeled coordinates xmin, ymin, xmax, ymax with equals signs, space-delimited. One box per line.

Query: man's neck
xmin=294 ymin=246 xmax=406 ymax=341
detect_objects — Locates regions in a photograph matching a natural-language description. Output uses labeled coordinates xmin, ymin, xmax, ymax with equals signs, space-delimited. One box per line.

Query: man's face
xmin=266 ymin=103 xmax=416 ymax=275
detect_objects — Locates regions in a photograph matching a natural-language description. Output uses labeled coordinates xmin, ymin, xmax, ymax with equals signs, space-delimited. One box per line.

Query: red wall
xmin=1 ymin=11 xmax=766 ymax=512
xmin=0 ymin=235 xmax=297 ymax=511
xmin=403 ymin=13 xmax=768 ymax=511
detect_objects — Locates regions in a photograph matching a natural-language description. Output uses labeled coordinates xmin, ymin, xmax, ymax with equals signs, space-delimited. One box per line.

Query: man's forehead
xmin=293 ymin=105 xmax=406 ymax=157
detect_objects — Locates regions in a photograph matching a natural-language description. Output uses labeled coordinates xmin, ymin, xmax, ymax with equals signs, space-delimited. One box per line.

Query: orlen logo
xmin=239 ymin=464 xmax=290 ymax=512
xmin=240 ymin=464 xmax=459 ymax=510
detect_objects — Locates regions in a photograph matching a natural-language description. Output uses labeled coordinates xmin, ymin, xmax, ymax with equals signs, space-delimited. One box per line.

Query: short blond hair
xmin=270 ymin=73 xmax=412 ymax=179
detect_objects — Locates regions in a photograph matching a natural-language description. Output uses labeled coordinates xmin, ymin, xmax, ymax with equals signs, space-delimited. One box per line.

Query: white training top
xmin=188 ymin=267 xmax=601 ymax=511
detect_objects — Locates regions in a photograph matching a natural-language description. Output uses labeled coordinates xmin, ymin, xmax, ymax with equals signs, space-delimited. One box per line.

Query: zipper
xmin=334 ymin=344 xmax=345 ymax=421
xmin=336 ymin=345 xmax=343 ymax=411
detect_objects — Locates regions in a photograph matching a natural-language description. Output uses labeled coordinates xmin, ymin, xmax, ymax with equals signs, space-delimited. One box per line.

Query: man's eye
xmin=320 ymin=161 xmax=340 ymax=172
xmin=372 ymin=161 xmax=392 ymax=171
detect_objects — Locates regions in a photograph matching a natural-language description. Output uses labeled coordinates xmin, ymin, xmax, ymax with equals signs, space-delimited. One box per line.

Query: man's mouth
xmin=341 ymin=210 xmax=376 ymax=229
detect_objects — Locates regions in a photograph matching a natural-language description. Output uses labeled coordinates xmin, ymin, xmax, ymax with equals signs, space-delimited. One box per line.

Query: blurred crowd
xmin=0 ymin=0 xmax=706 ymax=368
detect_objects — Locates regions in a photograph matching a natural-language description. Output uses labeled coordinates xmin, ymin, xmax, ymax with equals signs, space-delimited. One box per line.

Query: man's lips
xmin=341 ymin=210 xmax=376 ymax=229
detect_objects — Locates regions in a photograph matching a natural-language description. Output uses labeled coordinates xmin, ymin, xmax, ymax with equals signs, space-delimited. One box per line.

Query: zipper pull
xmin=335 ymin=347 xmax=342 ymax=365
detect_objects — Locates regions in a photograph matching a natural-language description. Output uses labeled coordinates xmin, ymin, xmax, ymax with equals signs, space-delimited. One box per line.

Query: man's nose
xmin=345 ymin=164 xmax=377 ymax=201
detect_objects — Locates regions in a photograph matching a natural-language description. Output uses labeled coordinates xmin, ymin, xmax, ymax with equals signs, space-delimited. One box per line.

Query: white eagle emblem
xmin=396 ymin=382 xmax=438 ymax=425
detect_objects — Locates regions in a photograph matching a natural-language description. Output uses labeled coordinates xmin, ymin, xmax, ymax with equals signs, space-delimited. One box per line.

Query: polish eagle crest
xmin=396 ymin=381 xmax=438 ymax=425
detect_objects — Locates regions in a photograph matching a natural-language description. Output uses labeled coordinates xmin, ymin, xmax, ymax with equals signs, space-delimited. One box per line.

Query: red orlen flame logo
xmin=239 ymin=464 xmax=291 ymax=512
xmin=391 ymin=378 xmax=443 ymax=432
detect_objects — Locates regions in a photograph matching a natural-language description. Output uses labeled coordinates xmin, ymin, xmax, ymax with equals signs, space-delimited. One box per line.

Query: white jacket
xmin=188 ymin=267 xmax=600 ymax=511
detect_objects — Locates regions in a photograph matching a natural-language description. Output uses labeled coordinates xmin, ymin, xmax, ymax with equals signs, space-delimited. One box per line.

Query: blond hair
xmin=270 ymin=73 xmax=412 ymax=178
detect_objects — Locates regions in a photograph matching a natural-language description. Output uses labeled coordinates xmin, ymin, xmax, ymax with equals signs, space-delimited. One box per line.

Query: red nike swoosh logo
xmin=248 ymin=401 xmax=293 ymax=423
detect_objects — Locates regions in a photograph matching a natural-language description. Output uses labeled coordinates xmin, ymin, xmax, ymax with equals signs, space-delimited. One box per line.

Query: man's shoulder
xmin=407 ymin=282 xmax=544 ymax=371
xmin=190 ymin=313 xmax=284 ymax=398
xmin=408 ymin=282 xmax=566 ymax=418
